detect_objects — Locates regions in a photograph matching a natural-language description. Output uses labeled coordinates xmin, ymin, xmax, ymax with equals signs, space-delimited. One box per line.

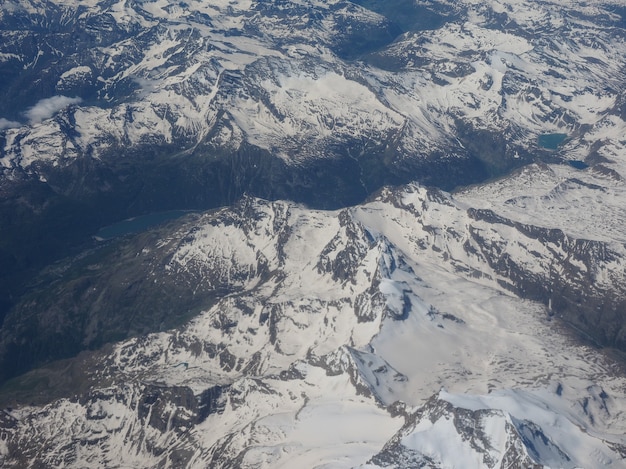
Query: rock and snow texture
xmin=2 ymin=187 xmax=626 ymax=467
xmin=1 ymin=0 xmax=626 ymax=174
xmin=2 ymin=0 xmax=626 ymax=467
xmin=365 ymin=388 xmax=626 ymax=469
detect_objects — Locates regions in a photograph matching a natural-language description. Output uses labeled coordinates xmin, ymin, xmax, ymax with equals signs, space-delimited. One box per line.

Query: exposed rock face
xmin=368 ymin=386 xmax=626 ymax=468
xmin=1 ymin=188 xmax=625 ymax=467
xmin=1 ymin=382 xmax=227 ymax=468
xmin=3 ymin=183 xmax=626 ymax=383
xmin=2 ymin=0 xmax=626 ymax=318
xmin=369 ymin=396 xmax=541 ymax=469
xmin=2 ymin=0 xmax=626 ymax=466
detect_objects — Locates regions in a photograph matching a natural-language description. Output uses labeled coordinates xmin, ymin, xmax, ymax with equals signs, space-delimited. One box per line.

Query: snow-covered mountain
xmin=2 ymin=0 xmax=626 ymax=312
xmin=1 ymin=0 xmax=625 ymax=287
xmin=366 ymin=388 xmax=626 ymax=469
xmin=2 ymin=0 xmax=626 ymax=467
xmin=2 ymin=185 xmax=626 ymax=467
xmin=2 ymin=0 xmax=625 ymax=171
xmin=2 ymin=0 xmax=626 ymax=245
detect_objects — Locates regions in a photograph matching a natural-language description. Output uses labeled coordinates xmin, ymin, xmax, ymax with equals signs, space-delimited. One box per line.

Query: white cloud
xmin=0 ymin=118 xmax=21 ymax=130
xmin=24 ymin=95 xmax=82 ymax=124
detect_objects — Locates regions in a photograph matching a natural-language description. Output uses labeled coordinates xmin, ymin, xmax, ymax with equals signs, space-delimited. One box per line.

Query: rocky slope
xmin=2 ymin=0 xmax=626 ymax=314
xmin=2 ymin=0 xmax=626 ymax=466
xmin=1 ymin=185 xmax=626 ymax=467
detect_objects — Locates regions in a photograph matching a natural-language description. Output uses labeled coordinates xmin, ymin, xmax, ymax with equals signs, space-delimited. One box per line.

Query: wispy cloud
xmin=24 ymin=95 xmax=82 ymax=124
xmin=0 ymin=118 xmax=21 ymax=130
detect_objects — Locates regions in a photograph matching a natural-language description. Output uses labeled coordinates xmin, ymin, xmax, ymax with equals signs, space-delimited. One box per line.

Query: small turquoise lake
xmin=538 ymin=133 xmax=567 ymax=150
xmin=95 ymin=210 xmax=194 ymax=240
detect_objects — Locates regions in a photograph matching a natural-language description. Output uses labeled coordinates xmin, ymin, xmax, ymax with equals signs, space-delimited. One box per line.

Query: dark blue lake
xmin=538 ymin=133 xmax=567 ymax=150
xmin=568 ymin=160 xmax=589 ymax=170
xmin=95 ymin=210 xmax=194 ymax=240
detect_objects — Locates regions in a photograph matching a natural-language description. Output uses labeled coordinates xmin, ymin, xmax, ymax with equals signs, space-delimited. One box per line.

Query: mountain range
xmin=1 ymin=0 xmax=626 ymax=467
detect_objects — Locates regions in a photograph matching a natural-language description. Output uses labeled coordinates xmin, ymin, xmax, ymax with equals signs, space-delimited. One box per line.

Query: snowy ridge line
xmin=1 ymin=0 xmax=626 ymax=466
xmin=364 ymin=387 xmax=626 ymax=469
xmin=0 ymin=0 xmax=625 ymax=174
xmin=1 ymin=185 xmax=626 ymax=467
